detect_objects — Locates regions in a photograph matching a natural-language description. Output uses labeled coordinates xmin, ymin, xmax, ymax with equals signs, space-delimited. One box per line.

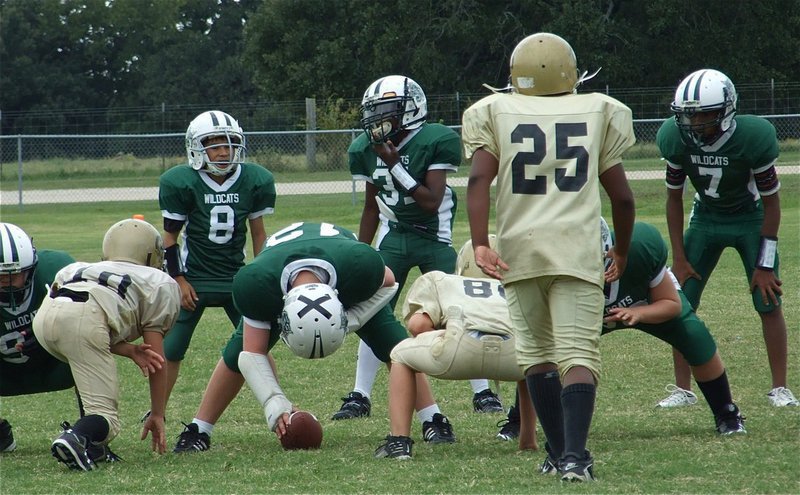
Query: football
xmin=279 ymin=411 xmax=323 ymax=450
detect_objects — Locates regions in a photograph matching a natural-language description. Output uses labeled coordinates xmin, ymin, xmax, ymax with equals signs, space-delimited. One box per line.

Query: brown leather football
xmin=279 ymin=411 xmax=323 ymax=450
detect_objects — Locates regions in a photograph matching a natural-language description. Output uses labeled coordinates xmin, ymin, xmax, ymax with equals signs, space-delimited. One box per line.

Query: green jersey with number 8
xmin=159 ymin=163 xmax=276 ymax=291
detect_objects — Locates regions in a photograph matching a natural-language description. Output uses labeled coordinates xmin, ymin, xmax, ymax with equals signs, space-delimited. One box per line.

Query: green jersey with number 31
xmin=349 ymin=123 xmax=461 ymax=243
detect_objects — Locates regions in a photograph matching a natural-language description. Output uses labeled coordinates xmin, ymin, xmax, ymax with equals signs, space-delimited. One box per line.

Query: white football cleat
xmin=767 ymin=387 xmax=800 ymax=407
xmin=656 ymin=384 xmax=698 ymax=408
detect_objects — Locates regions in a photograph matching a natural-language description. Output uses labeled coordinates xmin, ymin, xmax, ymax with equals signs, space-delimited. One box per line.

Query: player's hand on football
xmin=474 ymin=245 xmax=508 ymax=281
xmin=176 ymin=277 xmax=199 ymax=311
xmin=670 ymin=259 xmax=701 ymax=287
xmin=273 ymin=411 xmax=293 ymax=439
xmin=273 ymin=405 xmax=301 ymax=439
xmin=604 ymin=306 xmax=641 ymax=326
xmin=129 ymin=344 xmax=165 ymax=377
xmin=141 ymin=412 xmax=167 ymax=454
xmin=750 ymin=269 xmax=783 ymax=306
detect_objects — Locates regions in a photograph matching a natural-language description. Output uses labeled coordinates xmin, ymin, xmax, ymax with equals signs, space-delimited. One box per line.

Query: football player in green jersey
xmin=230 ymin=222 xmax=455 ymax=444
xmin=334 ymin=75 xmax=503 ymax=422
xmin=0 ymin=223 xmax=77 ymax=454
xmin=601 ymin=220 xmax=745 ymax=440
xmin=159 ymin=111 xmax=279 ymax=452
xmin=463 ymin=33 xmax=636 ymax=482
xmin=658 ymin=69 xmax=797 ymax=408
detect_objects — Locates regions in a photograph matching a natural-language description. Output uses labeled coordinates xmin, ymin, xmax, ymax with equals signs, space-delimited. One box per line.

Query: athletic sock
xmin=71 ymin=414 xmax=110 ymax=444
xmin=354 ymin=339 xmax=382 ymax=398
xmin=697 ymin=370 xmax=734 ymax=417
xmin=416 ymin=404 xmax=441 ymax=423
xmin=561 ymin=382 xmax=596 ymax=458
xmin=193 ymin=418 xmax=215 ymax=436
xmin=470 ymin=379 xmax=490 ymax=394
xmin=526 ymin=370 xmax=564 ymax=459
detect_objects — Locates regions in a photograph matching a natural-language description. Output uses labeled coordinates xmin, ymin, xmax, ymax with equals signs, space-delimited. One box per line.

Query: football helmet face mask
xmin=185 ymin=110 xmax=246 ymax=176
xmin=360 ymin=75 xmax=427 ymax=144
xmin=456 ymin=235 xmax=497 ymax=279
xmin=510 ymin=33 xmax=580 ymax=96
xmin=0 ymin=223 xmax=38 ymax=310
xmin=671 ymin=69 xmax=737 ymax=146
xmin=279 ymin=283 xmax=347 ymax=359
xmin=102 ymin=219 xmax=165 ymax=269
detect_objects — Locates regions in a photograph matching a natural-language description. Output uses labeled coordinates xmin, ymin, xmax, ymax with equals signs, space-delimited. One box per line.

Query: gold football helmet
xmin=510 ymin=33 xmax=579 ymax=96
xmin=102 ymin=219 xmax=165 ymax=269
xmin=456 ymin=235 xmax=497 ymax=279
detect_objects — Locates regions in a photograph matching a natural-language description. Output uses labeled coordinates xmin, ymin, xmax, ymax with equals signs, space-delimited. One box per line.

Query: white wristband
xmin=389 ymin=164 xmax=420 ymax=193
xmin=756 ymin=236 xmax=778 ymax=270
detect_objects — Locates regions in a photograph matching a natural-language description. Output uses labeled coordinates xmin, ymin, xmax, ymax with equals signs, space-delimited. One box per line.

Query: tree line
xmin=2 ymin=0 xmax=799 ymax=134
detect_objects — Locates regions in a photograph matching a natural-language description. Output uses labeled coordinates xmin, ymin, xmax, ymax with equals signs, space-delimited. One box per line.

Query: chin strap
xmin=576 ymin=67 xmax=602 ymax=88
xmin=481 ymin=83 xmax=514 ymax=94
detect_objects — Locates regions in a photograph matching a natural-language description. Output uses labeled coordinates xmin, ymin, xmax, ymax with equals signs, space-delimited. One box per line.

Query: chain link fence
xmin=2 ymin=116 xmax=798 ymax=206
xmin=4 ymin=81 xmax=799 ymax=134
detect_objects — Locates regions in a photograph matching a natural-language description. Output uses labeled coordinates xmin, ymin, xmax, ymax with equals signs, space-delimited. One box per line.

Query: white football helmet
xmin=102 ymin=219 xmax=165 ymax=269
xmin=671 ymin=69 xmax=737 ymax=146
xmin=456 ymin=235 xmax=497 ymax=279
xmin=279 ymin=283 xmax=347 ymax=359
xmin=185 ymin=110 xmax=246 ymax=176
xmin=0 ymin=223 xmax=38 ymax=310
xmin=360 ymin=75 xmax=427 ymax=144
xmin=600 ymin=217 xmax=612 ymax=271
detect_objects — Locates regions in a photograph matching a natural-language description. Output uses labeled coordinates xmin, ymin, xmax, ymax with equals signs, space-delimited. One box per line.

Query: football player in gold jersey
xmin=463 ymin=33 xmax=636 ymax=482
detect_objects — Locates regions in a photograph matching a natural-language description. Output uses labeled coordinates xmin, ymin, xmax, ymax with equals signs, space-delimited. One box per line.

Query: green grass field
xmin=1 ymin=177 xmax=798 ymax=494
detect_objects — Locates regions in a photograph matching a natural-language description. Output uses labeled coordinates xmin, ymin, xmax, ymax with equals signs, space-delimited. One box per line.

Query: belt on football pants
xmin=387 ymin=220 xmax=439 ymax=242
xmin=50 ymin=287 xmax=90 ymax=303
